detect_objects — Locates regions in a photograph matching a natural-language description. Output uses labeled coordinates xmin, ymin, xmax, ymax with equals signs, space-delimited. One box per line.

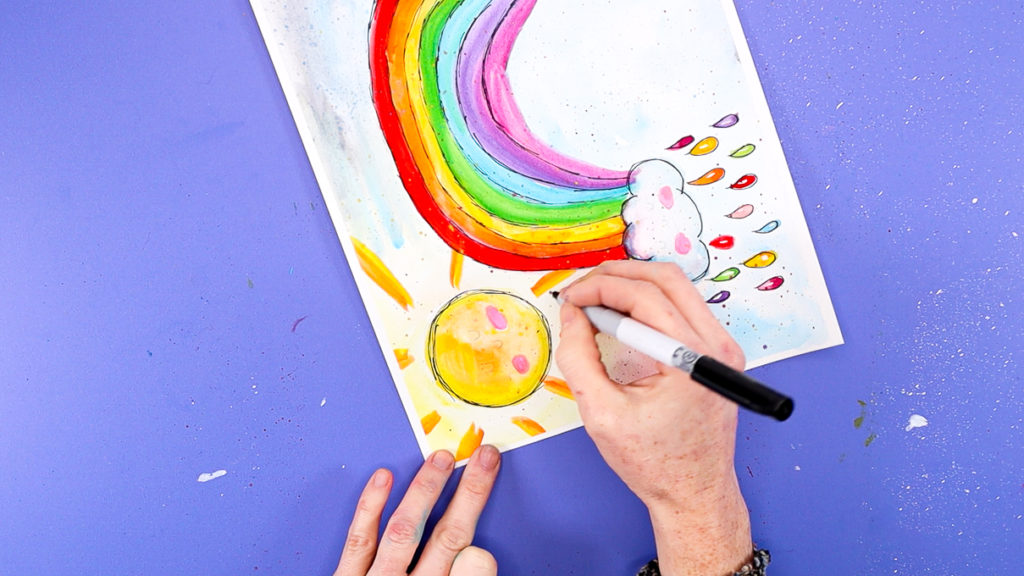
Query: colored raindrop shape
xmin=726 ymin=204 xmax=754 ymax=219
xmin=709 ymin=235 xmax=735 ymax=249
xmin=713 ymin=114 xmax=739 ymax=128
xmin=756 ymin=276 xmax=785 ymax=291
xmin=690 ymin=137 xmax=719 ymax=156
xmin=667 ymin=135 xmax=695 ymax=150
xmin=743 ymin=251 xmax=777 ymax=268
xmin=688 ymin=167 xmax=725 ymax=186
xmin=730 ymin=144 xmax=756 ymax=158
xmin=754 ymin=220 xmax=780 ymax=234
xmin=711 ymin=267 xmax=740 ymax=282
xmin=729 ymin=174 xmax=758 ymax=190
xmin=707 ymin=291 xmax=731 ymax=304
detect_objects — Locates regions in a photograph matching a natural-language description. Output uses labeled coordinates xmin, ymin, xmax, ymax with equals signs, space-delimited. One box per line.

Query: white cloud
xmin=621 ymin=159 xmax=709 ymax=280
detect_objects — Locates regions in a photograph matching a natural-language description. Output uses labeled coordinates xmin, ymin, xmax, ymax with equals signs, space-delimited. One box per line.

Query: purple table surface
xmin=2 ymin=2 xmax=1022 ymax=575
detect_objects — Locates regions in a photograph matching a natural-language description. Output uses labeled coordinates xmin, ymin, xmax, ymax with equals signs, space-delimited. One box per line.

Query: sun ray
xmin=455 ymin=423 xmax=484 ymax=461
xmin=511 ymin=416 xmax=546 ymax=436
xmin=351 ymin=236 xmax=413 ymax=309
xmin=421 ymin=410 xmax=441 ymax=435
xmin=530 ymin=269 xmax=576 ymax=297
xmin=543 ymin=376 xmax=575 ymax=400
xmin=394 ymin=348 xmax=415 ymax=369
xmin=449 ymin=250 xmax=464 ymax=288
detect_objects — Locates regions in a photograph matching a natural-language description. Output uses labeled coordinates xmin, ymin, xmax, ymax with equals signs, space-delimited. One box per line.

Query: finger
xmin=554 ymin=300 xmax=623 ymax=417
xmin=584 ymin=261 xmax=745 ymax=369
xmin=449 ymin=546 xmax=497 ymax=576
xmin=335 ymin=469 xmax=392 ymax=576
xmin=415 ymin=445 xmax=501 ymax=574
xmin=369 ymin=450 xmax=455 ymax=575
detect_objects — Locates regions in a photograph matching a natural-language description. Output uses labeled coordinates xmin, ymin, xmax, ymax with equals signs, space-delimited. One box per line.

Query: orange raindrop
xmin=687 ymin=167 xmax=725 ymax=186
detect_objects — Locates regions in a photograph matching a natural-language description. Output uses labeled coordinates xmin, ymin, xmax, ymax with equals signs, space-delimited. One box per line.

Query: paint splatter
xmin=707 ymin=291 xmax=730 ymax=304
xmin=197 ymin=470 xmax=227 ymax=483
xmin=713 ymin=113 xmax=739 ymax=128
xmin=754 ymin=220 xmax=780 ymax=234
xmin=756 ymin=276 xmax=785 ymax=291
xmin=291 ymin=316 xmax=308 ymax=333
xmin=729 ymin=174 xmax=758 ymax=190
xmin=730 ymin=144 xmax=756 ymax=158
xmin=726 ymin=204 xmax=754 ymax=219
xmin=743 ymin=251 xmax=777 ymax=268
xmin=710 ymin=235 xmax=735 ymax=249
xmin=690 ymin=137 xmax=719 ymax=156
xmin=854 ymin=400 xmax=868 ymax=428
xmin=667 ymin=135 xmax=695 ymax=150
xmin=905 ymin=414 xmax=929 ymax=431
xmin=711 ymin=267 xmax=740 ymax=282
xmin=688 ymin=167 xmax=725 ymax=186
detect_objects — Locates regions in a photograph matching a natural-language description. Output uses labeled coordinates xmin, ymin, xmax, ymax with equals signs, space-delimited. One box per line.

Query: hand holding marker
xmin=552 ymin=291 xmax=794 ymax=421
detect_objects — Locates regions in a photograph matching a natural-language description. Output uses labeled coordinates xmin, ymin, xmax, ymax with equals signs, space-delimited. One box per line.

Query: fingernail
xmin=372 ymin=468 xmax=389 ymax=487
xmin=430 ymin=450 xmax=455 ymax=470
xmin=476 ymin=444 xmax=500 ymax=471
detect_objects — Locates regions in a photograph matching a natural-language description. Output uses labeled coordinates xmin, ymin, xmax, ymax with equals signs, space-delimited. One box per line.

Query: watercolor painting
xmin=251 ymin=0 xmax=843 ymax=459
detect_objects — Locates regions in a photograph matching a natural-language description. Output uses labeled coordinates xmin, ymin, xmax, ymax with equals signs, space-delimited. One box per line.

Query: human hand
xmin=555 ymin=260 xmax=752 ymax=575
xmin=333 ymin=447 xmax=500 ymax=576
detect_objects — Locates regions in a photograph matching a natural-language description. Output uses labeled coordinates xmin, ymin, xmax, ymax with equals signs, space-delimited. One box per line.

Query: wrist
xmin=644 ymin=472 xmax=752 ymax=576
xmin=636 ymin=453 xmax=740 ymax=513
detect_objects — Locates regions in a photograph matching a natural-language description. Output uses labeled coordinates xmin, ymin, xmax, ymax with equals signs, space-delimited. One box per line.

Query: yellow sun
xmin=427 ymin=290 xmax=551 ymax=407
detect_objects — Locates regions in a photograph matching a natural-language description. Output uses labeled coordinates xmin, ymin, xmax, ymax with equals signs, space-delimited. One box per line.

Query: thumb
xmin=554 ymin=302 xmax=618 ymax=410
xmin=449 ymin=546 xmax=497 ymax=576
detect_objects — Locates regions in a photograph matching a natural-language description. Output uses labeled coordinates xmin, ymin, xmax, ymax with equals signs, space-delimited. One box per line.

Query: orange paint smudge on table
xmin=531 ymin=269 xmax=575 ymax=297
xmin=543 ymin=377 xmax=574 ymax=400
xmin=351 ymin=236 xmax=413 ymax=309
xmin=511 ymin=416 xmax=546 ymax=436
xmin=421 ymin=410 xmax=441 ymax=435
xmin=456 ymin=423 xmax=484 ymax=461
xmin=394 ymin=348 xmax=414 ymax=369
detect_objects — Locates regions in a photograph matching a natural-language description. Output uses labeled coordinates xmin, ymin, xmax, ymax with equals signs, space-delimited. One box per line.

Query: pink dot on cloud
xmin=674 ymin=232 xmax=692 ymax=255
xmin=512 ymin=355 xmax=530 ymax=374
xmin=485 ymin=306 xmax=507 ymax=330
xmin=658 ymin=186 xmax=674 ymax=209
